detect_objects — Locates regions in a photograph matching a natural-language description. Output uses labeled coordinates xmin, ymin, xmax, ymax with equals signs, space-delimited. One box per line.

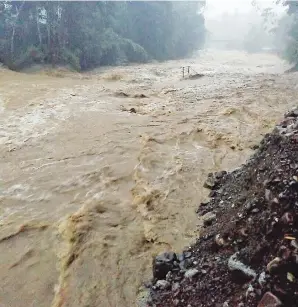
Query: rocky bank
xmin=148 ymin=107 xmax=298 ymax=307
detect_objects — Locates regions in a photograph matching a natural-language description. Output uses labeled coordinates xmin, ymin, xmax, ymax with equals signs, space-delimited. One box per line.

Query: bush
xmin=60 ymin=48 xmax=81 ymax=71
xmin=9 ymin=46 xmax=45 ymax=70
xmin=122 ymin=38 xmax=150 ymax=63
xmin=285 ymin=38 xmax=298 ymax=64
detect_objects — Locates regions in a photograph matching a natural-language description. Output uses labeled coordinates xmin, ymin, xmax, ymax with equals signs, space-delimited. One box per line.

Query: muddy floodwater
xmin=0 ymin=50 xmax=297 ymax=307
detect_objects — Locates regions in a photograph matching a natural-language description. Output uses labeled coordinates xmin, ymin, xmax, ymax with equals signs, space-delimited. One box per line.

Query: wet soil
xmin=149 ymin=108 xmax=298 ymax=307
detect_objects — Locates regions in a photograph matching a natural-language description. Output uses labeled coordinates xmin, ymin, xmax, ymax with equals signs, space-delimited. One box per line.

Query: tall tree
xmin=281 ymin=0 xmax=298 ymax=69
xmin=0 ymin=1 xmax=206 ymax=71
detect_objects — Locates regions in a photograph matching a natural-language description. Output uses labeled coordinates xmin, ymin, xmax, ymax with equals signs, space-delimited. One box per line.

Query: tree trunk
xmin=36 ymin=5 xmax=42 ymax=47
xmin=10 ymin=1 xmax=25 ymax=61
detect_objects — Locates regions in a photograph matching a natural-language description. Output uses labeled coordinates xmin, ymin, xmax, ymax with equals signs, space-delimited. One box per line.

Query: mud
xmin=0 ymin=50 xmax=297 ymax=307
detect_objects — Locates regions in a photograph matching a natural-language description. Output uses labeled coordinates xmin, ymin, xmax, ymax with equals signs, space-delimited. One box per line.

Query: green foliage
xmin=122 ymin=38 xmax=149 ymax=63
xmin=171 ymin=2 xmax=206 ymax=58
xmin=60 ymin=48 xmax=81 ymax=71
xmin=283 ymin=2 xmax=298 ymax=67
xmin=285 ymin=39 xmax=298 ymax=64
xmin=9 ymin=46 xmax=45 ymax=70
xmin=0 ymin=1 xmax=206 ymax=71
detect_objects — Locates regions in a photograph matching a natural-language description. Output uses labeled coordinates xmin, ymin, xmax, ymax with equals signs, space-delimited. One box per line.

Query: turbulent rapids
xmin=0 ymin=50 xmax=297 ymax=307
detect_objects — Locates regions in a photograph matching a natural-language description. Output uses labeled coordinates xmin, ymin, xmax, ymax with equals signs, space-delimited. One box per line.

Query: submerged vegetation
xmin=0 ymin=1 xmax=206 ymax=71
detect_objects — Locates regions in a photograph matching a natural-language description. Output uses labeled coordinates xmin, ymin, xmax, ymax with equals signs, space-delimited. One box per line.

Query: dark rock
xmin=200 ymin=200 xmax=209 ymax=207
xmin=179 ymin=259 xmax=192 ymax=271
xmin=153 ymin=252 xmax=176 ymax=280
xmin=209 ymin=190 xmax=217 ymax=197
xmin=257 ymin=292 xmax=282 ymax=307
xmin=245 ymin=201 xmax=253 ymax=211
xmin=115 ymin=91 xmax=129 ymax=97
xmin=278 ymin=246 xmax=291 ymax=260
xmin=134 ymin=94 xmax=147 ymax=98
xmin=130 ymin=108 xmax=137 ymax=113
xmin=215 ymin=171 xmax=227 ymax=179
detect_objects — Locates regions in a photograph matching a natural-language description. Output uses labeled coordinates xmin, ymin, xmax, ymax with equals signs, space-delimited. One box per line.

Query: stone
xmin=134 ymin=93 xmax=147 ymax=98
xmin=153 ymin=252 xmax=176 ymax=280
xmin=215 ymin=234 xmax=226 ymax=246
xmin=257 ymin=292 xmax=282 ymax=307
xmin=179 ymin=259 xmax=192 ymax=271
xmin=156 ymin=280 xmax=170 ymax=290
xmin=215 ymin=171 xmax=227 ymax=179
xmin=204 ymin=173 xmax=216 ymax=189
xmin=172 ymin=282 xmax=180 ymax=292
xmin=265 ymin=189 xmax=273 ymax=202
xmin=258 ymin=272 xmax=266 ymax=287
xmin=184 ymin=251 xmax=192 ymax=258
xmin=266 ymin=257 xmax=281 ymax=274
xmin=281 ymin=212 xmax=293 ymax=225
xmin=228 ymin=252 xmax=256 ymax=282
xmin=185 ymin=268 xmax=199 ymax=278
xmin=286 ymin=107 xmax=298 ymax=118
xmin=202 ymin=212 xmax=216 ymax=226
xmin=115 ymin=91 xmax=129 ymax=97
xmin=166 ymin=271 xmax=173 ymax=281
xmin=209 ymin=190 xmax=217 ymax=197
xmin=200 ymin=200 xmax=209 ymax=207
xmin=177 ymin=253 xmax=184 ymax=262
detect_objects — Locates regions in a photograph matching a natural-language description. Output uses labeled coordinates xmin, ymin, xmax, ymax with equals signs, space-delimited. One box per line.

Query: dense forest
xmin=0 ymin=1 xmax=206 ymax=71
xmin=285 ymin=1 xmax=298 ymax=69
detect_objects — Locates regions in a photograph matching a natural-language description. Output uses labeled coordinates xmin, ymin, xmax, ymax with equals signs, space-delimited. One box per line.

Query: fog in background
xmin=204 ymin=0 xmax=291 ymax=53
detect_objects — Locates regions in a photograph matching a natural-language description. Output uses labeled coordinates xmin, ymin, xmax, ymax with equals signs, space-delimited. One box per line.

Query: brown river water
xmin=0 ymin=50 xmax=298 ymax=307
